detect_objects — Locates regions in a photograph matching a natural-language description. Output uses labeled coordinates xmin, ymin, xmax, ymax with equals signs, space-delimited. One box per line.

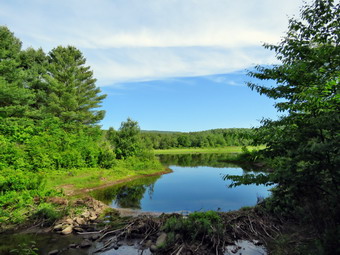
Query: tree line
xmin=0 ymin=26 xmax=152 ymax=172
xmin=140 ymin=128 xmax=255 ymax=149
xmin=0 ymin=26 xmax=155 ymax=226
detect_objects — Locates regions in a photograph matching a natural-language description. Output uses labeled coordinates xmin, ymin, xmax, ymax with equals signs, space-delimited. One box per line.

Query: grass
xmin=44 ymin=158 xmax=166 ymax=193
xmin=0 ymin=157 xmax=166 ymax=229
xmin=154 ymin=146 xmax=264 ymax=155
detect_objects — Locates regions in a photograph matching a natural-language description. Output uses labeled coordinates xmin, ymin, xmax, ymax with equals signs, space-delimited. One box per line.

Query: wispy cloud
xmin=0 ymin=0 xmax=310 ymax=85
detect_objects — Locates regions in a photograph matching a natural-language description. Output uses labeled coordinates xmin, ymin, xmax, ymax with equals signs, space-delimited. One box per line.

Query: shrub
xmin=162 ymin=211 xmax=224 ymax=245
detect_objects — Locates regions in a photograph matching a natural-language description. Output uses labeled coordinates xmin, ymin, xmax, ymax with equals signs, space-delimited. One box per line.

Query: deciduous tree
xmin=228 ymin=0 xmax=339 ymax=251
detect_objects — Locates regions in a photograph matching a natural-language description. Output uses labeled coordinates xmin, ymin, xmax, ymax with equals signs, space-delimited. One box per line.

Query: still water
xmin=0 ymin=154 xmax=268 ymax=255
xmin=91 ymin=154 xmax=271 ymax=212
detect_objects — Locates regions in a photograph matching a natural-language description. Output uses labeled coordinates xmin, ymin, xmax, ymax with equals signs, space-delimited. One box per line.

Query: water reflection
xmin=92 ymin=176 xmax=159 ymax=209
xmin=91 ymin=154 xmax=271 ymax=212
xmin=157 ymin=153 xmax=239 ymax=168
xmin=158 ymin=153 xmax=262 ymax=172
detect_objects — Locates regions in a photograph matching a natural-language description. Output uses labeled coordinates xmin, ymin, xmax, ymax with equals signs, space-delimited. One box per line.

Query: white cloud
xmin=0 ymin=0 xmax=312 ymax=85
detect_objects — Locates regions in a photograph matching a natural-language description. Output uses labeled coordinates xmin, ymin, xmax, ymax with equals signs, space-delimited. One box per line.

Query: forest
xmin=0 ymin=27 xmax=162 ymax=227
xmin=140 ymin=128 xmax=254 ymax=149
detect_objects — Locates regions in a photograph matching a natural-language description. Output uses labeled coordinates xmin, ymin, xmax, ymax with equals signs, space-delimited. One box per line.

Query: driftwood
xmin=94 ymin=207 xmax=282 ymax=254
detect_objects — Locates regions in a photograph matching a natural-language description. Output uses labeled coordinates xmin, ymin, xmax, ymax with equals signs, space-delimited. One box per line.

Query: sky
xmin=0 ymin=0 xmax=312 ymax=131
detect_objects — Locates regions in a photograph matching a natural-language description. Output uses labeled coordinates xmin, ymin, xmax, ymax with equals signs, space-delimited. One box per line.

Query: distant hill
xmin=141 ymin=130 xmax=182 ymax=134
xmin=141 ymin=128 xmax=252 ymax=134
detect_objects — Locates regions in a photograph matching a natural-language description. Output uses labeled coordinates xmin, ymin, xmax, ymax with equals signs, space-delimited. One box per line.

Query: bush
xmin=0 ymin=169 xmax=44 ymax=192
xmin=162 ymin=211 xmax=224 ymax=245
xmin=33 ymin=203 xmax=63 ymax=225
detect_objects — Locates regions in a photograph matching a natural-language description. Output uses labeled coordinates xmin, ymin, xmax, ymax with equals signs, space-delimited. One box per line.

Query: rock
xmin=82 ymin=210 xmax=91 ymax=218
xmin=156 ymin=232 xmax=167 ymax=247
xmin=53 ymin=224 xmax=63 ymax=231
xmin=90 ymin=234 xmax=101 ymax=241
xmin=66 ymin=218 xmax=74 ymax=225
xmin=80 ymin=239 xmax=92 ymax=248
xmin=61 ymin=225 xmax=73 ymax=235
xmin=48 ymin=250 xmax=59 ymax=255
xmin=73 ymin=227 xmax=84 ymax=232
xmin=75 ymin=217 xmax=86 ymax=225
xmin=145 ymin=240 xmax=153 ymax=248
xmin=89 ymin=215 xmax=97 ymax=221
xmin=93 ymin=203 xmax=99 ymax=211
xmin=150 ymin=244 xmax=158 ymax=252
xmin=61 ymin=224 xmax=72 ymax=230
xmin=69 ymin=243 xmax=77 ymax=248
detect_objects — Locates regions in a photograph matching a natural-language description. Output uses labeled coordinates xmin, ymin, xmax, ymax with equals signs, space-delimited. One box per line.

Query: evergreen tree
xmin=0 ymin=26 xmax=34 ymax=118
xmin=45 ymin=46 xmax=106 ymax=124
xmin=19 ymin=47 xmax=49 ymax=118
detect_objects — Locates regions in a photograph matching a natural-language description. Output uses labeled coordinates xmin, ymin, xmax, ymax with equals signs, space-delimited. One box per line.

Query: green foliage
xmin=142 ymin=128 xmax=255 ymax=149
xmin=0 ymin=169 xmax=44 ymax=192
xmin=0 ymin=26 xmax=35 ymax=118
xmin=226 ymin=0 xmax=339 ymax=252
xmin=45 ymin=46 xmax=106 ymax=124
xmin=0 ymin=26 xmax=162 ymax=230
xmin=0 ymin=117 xmax=116 ymax=171
xmin=10 ymin=241 xmax=38 ymax=255
xmin=0 ymin=26 xmax=106 ymax=123
xmin=162 ymin=211 xmax=224 ymax=246
xmin=33 ymin=203 xmax=64 ymax=224
xmin=0 ymin=172 xmax=63 ymax=225
xmin=108 ymin=118 xmax=150 ymax=159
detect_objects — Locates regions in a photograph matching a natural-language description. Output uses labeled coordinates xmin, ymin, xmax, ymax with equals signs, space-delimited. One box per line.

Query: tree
xmin=45 ymin=46 xmax=106 ymax=124
xmin=114 ymin=118 xmax=145 ymax=159
xmin=227 ymin=0 xmax=339 ymax=251
xmin=0 ymin=26 xmax=35 ymax=118
xmin=19 ymin=47 xmax=49 ymax=118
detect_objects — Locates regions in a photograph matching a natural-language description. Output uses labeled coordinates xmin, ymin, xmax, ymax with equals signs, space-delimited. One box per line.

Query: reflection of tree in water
xmin=90 ymin=176 xmax=159 ymax=209
xmin=158 ymin=154 xmax=239 ymax=168
xmin=115 ymin=185 xmax=146 ymax=209
xmin=158 ymin=153 xmax=263 ymax=172
xmin=91 ymin=154 xmax=265 ymax=209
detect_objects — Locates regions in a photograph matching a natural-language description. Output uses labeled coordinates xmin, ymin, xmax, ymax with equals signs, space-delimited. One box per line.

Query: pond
xmin=91 ymin=153 xmax=271 ymax=213
xmin=0 ymin=153 xmax=269 ymax=255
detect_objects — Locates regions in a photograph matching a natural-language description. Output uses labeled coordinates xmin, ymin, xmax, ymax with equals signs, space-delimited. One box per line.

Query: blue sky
xmin=0 ymin=0 xmax=312 ymax=131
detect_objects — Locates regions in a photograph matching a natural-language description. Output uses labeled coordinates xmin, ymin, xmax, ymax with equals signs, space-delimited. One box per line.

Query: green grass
xmin=44 ymin=158 xmax=166 ymax=192
xmin=0 ymin=157 xmax=166 ymax=229
xmin=154 ymin=146 xmax=264 ymax=155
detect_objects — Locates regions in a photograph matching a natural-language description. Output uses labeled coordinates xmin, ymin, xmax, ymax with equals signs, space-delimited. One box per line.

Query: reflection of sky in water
xmin=101 ymin=165 xmax=271 ymax=213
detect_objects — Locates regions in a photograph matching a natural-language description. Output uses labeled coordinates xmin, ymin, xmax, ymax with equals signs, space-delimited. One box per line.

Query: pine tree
xmin=0 ymin=26 xmax=35 ymax=118
xmin=45 ymin=46 xmax=106 ymax=124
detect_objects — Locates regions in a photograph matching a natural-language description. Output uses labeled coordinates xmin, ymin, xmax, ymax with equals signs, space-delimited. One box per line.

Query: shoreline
xmin=153 ymin=146 xmax=264 ymax=155
xmin=61 ymin=167 xmax=173 ymax=196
